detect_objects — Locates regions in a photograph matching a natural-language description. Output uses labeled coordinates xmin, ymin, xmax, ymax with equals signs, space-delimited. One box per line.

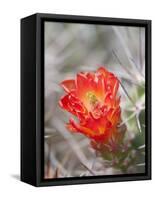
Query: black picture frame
xmin=21 ymin=13 xmax=151 ymax=187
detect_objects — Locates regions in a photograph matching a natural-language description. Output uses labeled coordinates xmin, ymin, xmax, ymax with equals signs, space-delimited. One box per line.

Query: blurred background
xmin=44 ymin=21 xmax=145 ymax=178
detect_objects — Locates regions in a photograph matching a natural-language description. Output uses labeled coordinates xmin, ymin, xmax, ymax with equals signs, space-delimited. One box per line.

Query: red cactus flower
xmin=59 ymin=67 xmax=122 ymax=143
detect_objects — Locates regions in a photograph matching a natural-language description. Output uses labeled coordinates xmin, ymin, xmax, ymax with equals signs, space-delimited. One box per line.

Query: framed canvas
xmin=21 ymin=13 xmax=151 ymax=187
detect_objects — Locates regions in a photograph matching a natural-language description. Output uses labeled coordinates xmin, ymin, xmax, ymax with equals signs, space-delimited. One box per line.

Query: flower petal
xmin=69 ymin=118 xmax=95 ymax=138
xmin=59 ymin=94 xmax=76 ymax=115
xmin=76 ymin=73 xmax=89 ymax=97
xmin=61 ymin=79 xmax=75 ymax=93
xmin=97 ymin=66 xmax=109 ymax=77
xmin=66 ymin=122 xmax=77 ymax=132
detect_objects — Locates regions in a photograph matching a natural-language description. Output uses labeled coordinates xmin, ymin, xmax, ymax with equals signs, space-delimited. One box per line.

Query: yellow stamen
xmin=86 ymin=91 xmax=98 ymax=105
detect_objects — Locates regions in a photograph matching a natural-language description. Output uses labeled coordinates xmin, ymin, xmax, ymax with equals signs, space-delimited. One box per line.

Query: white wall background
xmin=0 ymin=0 xmax=154 ymax=199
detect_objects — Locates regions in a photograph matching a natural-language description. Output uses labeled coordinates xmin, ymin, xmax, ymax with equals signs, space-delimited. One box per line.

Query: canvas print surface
xmin=44 ymin=21 xmax=145 ymax=179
